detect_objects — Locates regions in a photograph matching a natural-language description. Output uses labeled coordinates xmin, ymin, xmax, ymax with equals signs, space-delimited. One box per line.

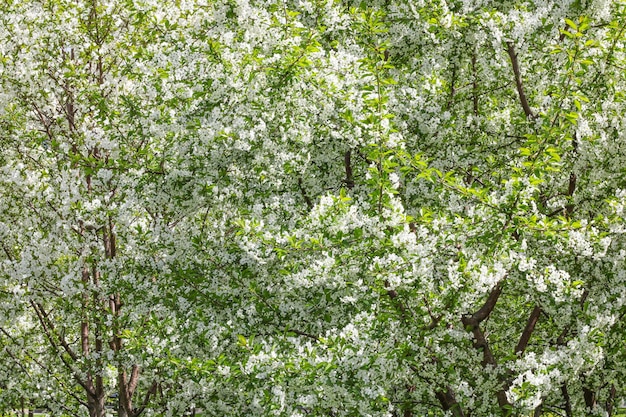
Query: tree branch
xmin=515 ymin=305 xmax=541 ymax=355
xmin=127 ymin=364 xmax=141 ymax=398
xmin=461 ymin=281 xmax=511 ymax=410
xmin=435 ymin=387 xmax=466 ymax=417
xmin=31 ymin=301 xmax=79 ymax=362
xmin=471 ymin=51 xmax=479 ymax=116
xmin=606 ymin=384 xmax=617 ymax=417
xmin=583 ymin=386 xmax=596 ymax=411
xmin=298 ymin=177 xmax=313 ymax=210
xmin=462 ymin=281 xmax=503 ymax=326
xmin=289 ymin=329 xmax=320 ymax=341
xmin=566 ymin=173 xmax=576 ymax=216
xmin=385 ymin=280 xmax=409 ymax=321
xmin=447 ymin=65 xmax=457 ymax=110
xmin=133 ymin=380 xmax=158 ymax=417
xmin=506 ymin=42 xmax=535 ymax=119
xmin=30 ymin=301 xmax=94 ymax=397
xmin=344 ymin=150 xmax=354 ymax=190
xmin=561 ymin=383 xmax=573 ymax=417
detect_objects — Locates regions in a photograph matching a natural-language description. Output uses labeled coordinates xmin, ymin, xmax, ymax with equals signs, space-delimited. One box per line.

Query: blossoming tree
xmin=1 ymin=0 xmax=626 ymax=416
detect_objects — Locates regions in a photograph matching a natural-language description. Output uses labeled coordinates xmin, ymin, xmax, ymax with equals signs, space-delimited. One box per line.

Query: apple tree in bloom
xmin=0 ymin=0 xmax=184 ymax=415
xmin=1 ymin=0 xmax=626 ymax=416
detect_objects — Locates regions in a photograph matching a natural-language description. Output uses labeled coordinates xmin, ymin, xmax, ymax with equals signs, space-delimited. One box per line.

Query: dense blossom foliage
xmin=1 ymin=0 xmax=626 ymax=416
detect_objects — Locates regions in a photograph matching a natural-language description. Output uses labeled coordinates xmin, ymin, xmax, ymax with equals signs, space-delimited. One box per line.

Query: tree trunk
xmin=583 ymin=387 xmax=596 ymax=411
xmin=87 ymin=393 xmax=107 ymax=417
xmin=436 ymin=388 xmax=466 ymax=417
xmin=606 ymin=385 xmax=617 ymax=417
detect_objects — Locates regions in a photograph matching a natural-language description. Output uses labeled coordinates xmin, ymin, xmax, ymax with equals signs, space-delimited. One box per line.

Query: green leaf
xmin=565 ymin=18 xmax=578 ymax=31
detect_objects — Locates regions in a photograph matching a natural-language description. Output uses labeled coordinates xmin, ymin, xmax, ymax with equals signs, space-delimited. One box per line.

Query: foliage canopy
xmin=1 ymin=0 xmax=626 ymax=416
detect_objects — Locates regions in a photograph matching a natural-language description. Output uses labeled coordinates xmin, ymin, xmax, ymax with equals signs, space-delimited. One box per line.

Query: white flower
xmin=389 ymin=172 xmax=400 ymax=189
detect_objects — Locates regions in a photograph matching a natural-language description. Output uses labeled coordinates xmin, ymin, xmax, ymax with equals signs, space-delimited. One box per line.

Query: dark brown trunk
xmin=515 ymin=305 xmax=541 ymax=355
xmin=344 ymin=150 xmax=354 ymax=190
xmin=436 ymin=387 xmax=466 ymax=417
xmin=607 ymin=385 xmax=617 ymax=417
xmin=87 ymin=392 xmax=107 ymax=417
xmin=461 ymin=282 xmax=512 ymax=412
xmin=584 ymin=387 xmax=596 ymax=411
xmin=118 ymin=366 xmax=138 ymax=417
xmin=561 ymin=383 xmax=573 ymax=417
